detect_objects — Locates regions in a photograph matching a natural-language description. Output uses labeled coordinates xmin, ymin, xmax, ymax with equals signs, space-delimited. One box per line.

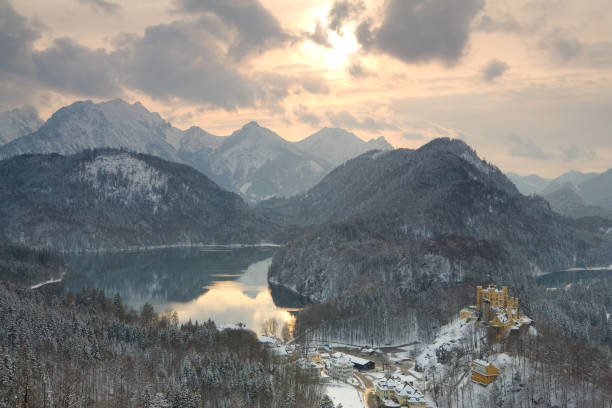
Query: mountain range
xmin=0 ymin=149 xmax=277 ymax=251
xmin=0 ymin=100 xmax=393 ymax=201
xmin=508 ymin=170 xmax=612 ymax=220
xmin=0 ymin=106 xmax=43 ymax=145
xmin=264 ymin=139 xmax=612 ymax=302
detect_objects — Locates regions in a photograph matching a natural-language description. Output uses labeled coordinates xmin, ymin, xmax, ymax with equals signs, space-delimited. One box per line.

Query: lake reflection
xmin=63 ymin=247 xmax=296 ymax=333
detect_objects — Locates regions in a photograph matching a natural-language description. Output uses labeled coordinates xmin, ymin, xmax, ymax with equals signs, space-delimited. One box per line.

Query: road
xmin=355 ymin=372 xmax=377 ymax=408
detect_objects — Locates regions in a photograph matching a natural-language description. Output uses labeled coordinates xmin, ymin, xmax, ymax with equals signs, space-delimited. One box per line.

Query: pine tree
xmin=320 ymin=395 xmax=334 ymax=408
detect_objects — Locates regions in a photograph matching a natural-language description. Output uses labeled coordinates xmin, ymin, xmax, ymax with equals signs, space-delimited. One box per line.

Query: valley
xmin=0 ymin=101 xmax=610 ymax=408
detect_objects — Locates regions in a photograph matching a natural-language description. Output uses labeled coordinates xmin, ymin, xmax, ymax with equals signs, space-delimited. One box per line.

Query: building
xmin=472 ymin=284 xmax=531 ymax=342
xmin=374 ymin=377 xmax=426 ymax=408
xmin=460 ymin=305 xmax=478 ymax=321
xmin=471 ymin=359 xmax=500 ymax=386
xmin=270 ymin=345 xmax=289 ymax=363
xmin=345 ymin=354 xmax=375 ymax=371
xmin=295 ymin=358 xmax=323 ymax=381
xmin=324 ymin=357 xmax=353 ymax=382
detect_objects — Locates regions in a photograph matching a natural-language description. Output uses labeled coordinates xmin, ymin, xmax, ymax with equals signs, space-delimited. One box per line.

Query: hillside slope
xmin=265 ymin=138 xmax=610 ymax=302
xmin=0 ymin=149 xmax=277 ymax=251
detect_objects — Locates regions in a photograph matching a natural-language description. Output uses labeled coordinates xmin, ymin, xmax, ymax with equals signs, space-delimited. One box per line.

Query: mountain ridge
xmin=265 ymin=138 xmax=611 ymax=302
xmin=0 ymin=148 xmax=278 ymax=251
xmin=0 ymin=99 xmax=394 ymax=202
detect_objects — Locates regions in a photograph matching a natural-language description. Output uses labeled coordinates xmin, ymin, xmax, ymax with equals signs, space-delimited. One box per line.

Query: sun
xmin=324 ymin=29 xmax=361 ymax=69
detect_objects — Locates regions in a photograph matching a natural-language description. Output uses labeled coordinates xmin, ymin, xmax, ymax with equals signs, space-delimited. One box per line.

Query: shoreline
xmin=30 ymin=270 xmax=67 ymax=289
xmin=61 ymin=242 xmax=282 ymax=254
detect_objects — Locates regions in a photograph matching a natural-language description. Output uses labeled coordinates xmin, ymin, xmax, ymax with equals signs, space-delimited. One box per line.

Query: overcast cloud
xmin=358 ymin=0 xmax=485 ymax=67
xmin=173 ymin=0 xmax=290 ymax=59
xmin=1 ymin=0 xmax=611 ymax=176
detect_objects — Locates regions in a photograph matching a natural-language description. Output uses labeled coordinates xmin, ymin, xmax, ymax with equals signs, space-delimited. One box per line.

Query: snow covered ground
xmin=326 ymin=381 xmax=365 ymax=408
xmin=30 ymin=276 xmax=64 ymax=289
xmin=415 ymin=317 xmax=483 ymax=373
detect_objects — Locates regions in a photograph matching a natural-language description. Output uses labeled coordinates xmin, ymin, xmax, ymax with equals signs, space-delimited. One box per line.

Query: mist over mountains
xmin=509 ymin=170 xmax=612 ymax=220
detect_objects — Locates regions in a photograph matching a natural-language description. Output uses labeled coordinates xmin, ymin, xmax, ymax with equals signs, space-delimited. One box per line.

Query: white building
xmin=295 ymin=358 xmax=323 ymax=381
xmin=374 ymin=376 xmax=426 ymax=407
xmin=324 ymin=357 xmax=353 ymax=381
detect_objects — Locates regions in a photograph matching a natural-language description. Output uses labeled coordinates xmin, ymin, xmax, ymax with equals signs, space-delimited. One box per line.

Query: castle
xmin=461 ymin=284 xmax=531 ymax=342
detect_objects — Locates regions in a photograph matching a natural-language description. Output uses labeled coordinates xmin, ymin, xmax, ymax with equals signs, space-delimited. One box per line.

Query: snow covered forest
xmin=296 ymin=279 xmax=612 ymax=406
xmin=0 ymin=283 xmax=324 ymax=407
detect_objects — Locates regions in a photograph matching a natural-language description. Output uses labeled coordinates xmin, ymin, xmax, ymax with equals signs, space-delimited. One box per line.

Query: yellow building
xmin=477 ymin=285 xmax=519 ymax=312
xmin=474 ymin=284 xmax=530 ymax=342
xmin=472 ymin=359 xmax=500 ymax=386
xmin=460 ymin=306 xmax=478 ymax=321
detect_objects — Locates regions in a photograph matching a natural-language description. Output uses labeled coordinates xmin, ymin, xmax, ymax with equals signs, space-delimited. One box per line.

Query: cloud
xmin=401 ymin=132 xmax=427 ymax=141
xmin=561 ymin=146 xmax=595 ymax=162
xmin=327 ymin=0 xmax=364 ymax=34
xmin=347 ymin=57 xmax=373 ymax=78
xmin=0 ymin=1 xmax=328 ymax=110
xmin=298 ymin=73 xmax=331 ymax=94
xmin=357 ymin=0 xmax=485 ymax=67
xmin=79 ymin=0 xmax=121 ymax=14
xmin=325 ymin=110 xmax=398 ymax=131
xmin=173 ymin=0 xmax=290 ymax=58
xmin=118 ymin=21 xmax=260 ymax=109
xmin=294 ymin=105 xmax=321 ymax=127
xmin=540 ymin=29 xmax=582 ymax=62
xmin=507 ymin=134 xmax=551 ymax=159
xmin=481 ymin=59 xmax=509 ymax=82
xmin=0 ymin=0 xmax=39 ymax=75
xmin=474 ymin=14 xmax=522 ymax=33
xmin=33 ymin=38 xmax=121 ymax=97
xmin=306 ymin=21 xmax=331 ymax=48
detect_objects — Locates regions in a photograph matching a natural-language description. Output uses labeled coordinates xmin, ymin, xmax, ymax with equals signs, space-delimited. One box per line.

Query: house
xmin=374 ymin=377 xmax=426 ymax=408
xmin=396 ymin=382 xmax=427 ymax=407
xmin=295 ymin=358 xmax=323 ymax=381
xmin=324 ymin=357 xmax=353 ymax=382
xmin=270 ymin=345 xmax=289 ymax=363
xmin=345 ymin=354 xmax=375 ymax=371
xmin=472 ymin=359 xmax=500 ymax=386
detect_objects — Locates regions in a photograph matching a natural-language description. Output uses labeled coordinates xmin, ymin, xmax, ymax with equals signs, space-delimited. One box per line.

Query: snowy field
xmin=326 ymin=382 xmax=365 ymax=408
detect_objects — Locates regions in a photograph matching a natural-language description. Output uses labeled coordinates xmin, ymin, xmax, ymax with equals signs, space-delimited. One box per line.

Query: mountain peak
xmin=367 ymin=136 xmax=394 ymax=150
xmin=0 ymin=105 xmax=44 ymax=145
xmin=296 ymin=127 xmax=393 ymax=167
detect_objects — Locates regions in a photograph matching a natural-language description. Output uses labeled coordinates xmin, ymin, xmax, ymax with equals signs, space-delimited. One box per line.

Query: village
xmin=256 ymin=284 xmax=534 ymax=408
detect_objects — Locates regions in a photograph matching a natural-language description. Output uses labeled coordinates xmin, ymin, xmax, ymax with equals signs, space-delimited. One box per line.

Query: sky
xmin=1 ymin=0 xmax=611 ymax=177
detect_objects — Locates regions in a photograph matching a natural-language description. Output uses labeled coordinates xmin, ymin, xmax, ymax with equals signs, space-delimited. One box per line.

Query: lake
xmin=61 ymin=246 xmax=299 ymax=334
xmin=536 ymin=267 xmax=612 ymax=287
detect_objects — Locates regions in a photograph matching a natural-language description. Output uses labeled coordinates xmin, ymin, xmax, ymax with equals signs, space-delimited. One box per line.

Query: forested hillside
xmin=0 ymin=149 xmax=278 ymax=251
xmin=0 ymin=243 xmax=65 ymax=287
xmin=0 ymin=283 xmax=323 ymax=407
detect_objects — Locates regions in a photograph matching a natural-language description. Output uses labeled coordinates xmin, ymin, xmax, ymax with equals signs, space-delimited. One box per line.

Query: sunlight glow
xmin=324 ymin=29 xmax=361 ymax=69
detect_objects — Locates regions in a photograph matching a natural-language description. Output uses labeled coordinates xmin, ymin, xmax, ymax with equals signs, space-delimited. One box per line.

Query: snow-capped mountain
xmin=509 ymin=169 xmax=612 ymax=219
xmin=0 ymin=106 xmax=43 ymax=145
xmin=506 ymin=172 xmax=552 ymax=195
xmin=0 ymin=99 xmax=395 ymax=201
xmin=0 ymin=99 xmax=186 ymax=161
xmin=207 ymin=121 xmax=330 ymax=201
xmin=295 ymin=127 xmax=393 ymax=167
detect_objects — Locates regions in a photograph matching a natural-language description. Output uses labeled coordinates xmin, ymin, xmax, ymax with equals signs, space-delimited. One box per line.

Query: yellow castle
xmin=461 ymin=284 xmax=531 ymax=342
